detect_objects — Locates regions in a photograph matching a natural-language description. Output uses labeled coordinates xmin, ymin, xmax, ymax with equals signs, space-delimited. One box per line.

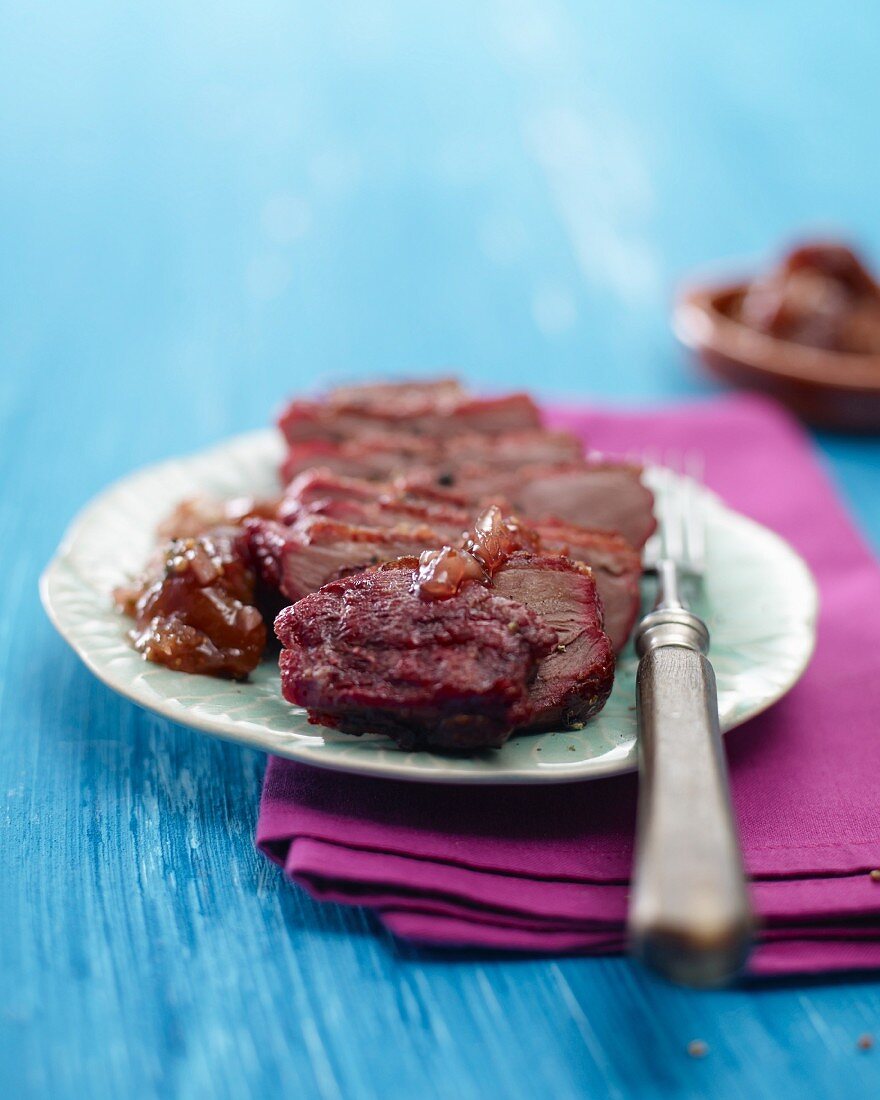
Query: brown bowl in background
xmin=674 ymin=282 xmax=880 ymax=432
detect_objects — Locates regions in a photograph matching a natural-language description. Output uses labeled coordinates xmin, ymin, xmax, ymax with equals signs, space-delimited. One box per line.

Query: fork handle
xmin=628 ymin=632 xmax=754 ymax=987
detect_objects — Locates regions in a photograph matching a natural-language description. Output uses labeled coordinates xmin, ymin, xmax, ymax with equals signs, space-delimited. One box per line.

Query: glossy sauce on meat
xmin=115 ymin=531 xmax=266 ymax=679
xmin=415 ymin=505 xmax=540 ymax=599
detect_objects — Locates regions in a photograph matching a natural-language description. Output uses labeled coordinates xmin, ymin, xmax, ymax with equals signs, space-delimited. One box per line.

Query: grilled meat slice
xmin=512 ymin=463 xmax=656 ymax=548
xmin=278 ymin=378 xmax=541 ymax=444
xmin=534 ymin=520 xmax=642 ymax=651
xmin=279 ymin=471 xmax=471 ymax=543
xmin=245 ymin=515 xmax=442 ymax=602
xmin=275 ymin=559 xmax=557 ymax=750
xmin=493 ymin=553 xmax=615 ymax=730
xmin=443 ymin=393 xmax=544 ymax=437
xmin=281 ymin=468 xmax=392 ymax=508
xmin=287 ymin=496 xmax=470 ymax=545
xmin=422 ymin=461 xmax=656 ymax=549
xmin=280 ymin=433 xmax=437 ymax=484
xmin=427 ymin=429 xmax=584 ymax=477
xmin=280 ymin=467 xmax=477 ymax=519
xmin=279 ymin=427 xmax=581 ymax=487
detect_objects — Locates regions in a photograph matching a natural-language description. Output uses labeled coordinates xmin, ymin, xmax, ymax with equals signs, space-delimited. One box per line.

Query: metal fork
xmin=628 ymin=459 xmax=754 ymax=987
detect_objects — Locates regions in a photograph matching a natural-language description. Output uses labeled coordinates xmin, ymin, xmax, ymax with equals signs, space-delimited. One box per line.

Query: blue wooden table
xmin=3 ymin=3 xmax=880 ymax=1096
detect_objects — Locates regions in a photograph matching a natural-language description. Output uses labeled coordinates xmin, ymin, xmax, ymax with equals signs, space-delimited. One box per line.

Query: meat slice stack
xmin=275 ymin=559 xmax=558 ymax=750
xmin=526 ymin=520 xmax=642 ymax=657
xmin=276 ymin=469 xmax=473 ymax=542
xmin=279 ymin=428 xmax=585 ymax=486
xmin=263 ymin=468 xmax=642 ymax=652
xmin=275 ymin=513 xmax=616 ymax=749
xmin=277 ymin=379 xmax=655 ymax=550
xmin=279 ymin=377 xmax=542 ymax=443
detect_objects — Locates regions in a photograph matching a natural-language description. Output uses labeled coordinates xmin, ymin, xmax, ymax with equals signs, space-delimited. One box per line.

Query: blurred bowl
xmin=674 ymin=282 xmax=880 ymax=431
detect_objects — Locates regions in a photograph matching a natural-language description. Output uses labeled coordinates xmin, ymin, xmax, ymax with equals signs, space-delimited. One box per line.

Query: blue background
xmin=2 ymin=2 xmax=880 ymax=1096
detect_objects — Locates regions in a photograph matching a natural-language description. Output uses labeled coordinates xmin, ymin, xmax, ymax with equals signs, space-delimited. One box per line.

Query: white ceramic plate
xmin=41 ymin=430 xmax=818 ymax=784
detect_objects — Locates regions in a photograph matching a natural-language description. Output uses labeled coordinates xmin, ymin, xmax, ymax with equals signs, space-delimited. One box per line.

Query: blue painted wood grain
xmin=2 ymin=2 xmax=880 ymax=1096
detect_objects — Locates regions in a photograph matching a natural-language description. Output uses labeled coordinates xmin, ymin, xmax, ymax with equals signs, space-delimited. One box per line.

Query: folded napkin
xmin=258 ymin=394 xmax=880 ymax=975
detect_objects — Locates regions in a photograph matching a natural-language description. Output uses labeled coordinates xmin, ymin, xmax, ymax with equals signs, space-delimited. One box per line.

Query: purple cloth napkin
xmin=258 ymin=394 xmax=880 ymax=975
